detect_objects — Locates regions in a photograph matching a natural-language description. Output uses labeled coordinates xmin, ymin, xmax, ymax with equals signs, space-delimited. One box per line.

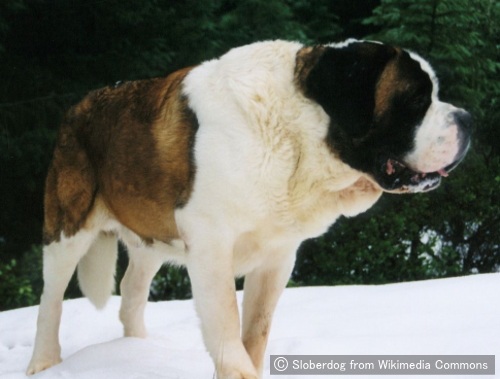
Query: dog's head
xmin=297 ymin=40 xmax=471 ymax=193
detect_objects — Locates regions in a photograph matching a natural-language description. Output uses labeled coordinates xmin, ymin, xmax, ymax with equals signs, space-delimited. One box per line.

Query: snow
xmin=1 ymin=274 xmax=499 ymax=378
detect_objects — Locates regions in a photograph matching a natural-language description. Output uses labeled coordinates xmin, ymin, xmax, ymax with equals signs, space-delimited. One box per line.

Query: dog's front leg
xmin=242 ymin=248 xmax=297 ymax=377
xmin=186 ymin=236 xmax=258 ymax=379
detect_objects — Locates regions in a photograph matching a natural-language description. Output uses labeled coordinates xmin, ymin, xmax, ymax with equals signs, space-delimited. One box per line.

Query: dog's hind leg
xmin=119 ymin=244 xmax=165 ymax=338
xmin=27 ymin=230 xmax=96 ymax=375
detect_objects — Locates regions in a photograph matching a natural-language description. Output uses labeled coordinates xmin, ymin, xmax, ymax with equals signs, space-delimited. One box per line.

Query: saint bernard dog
xmin=27 ymin=39 xmax=471 ymax=378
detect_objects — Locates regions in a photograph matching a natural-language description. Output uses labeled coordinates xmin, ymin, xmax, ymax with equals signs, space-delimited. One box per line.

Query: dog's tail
xmin=77 ymin=232 xmax=118 ymax=309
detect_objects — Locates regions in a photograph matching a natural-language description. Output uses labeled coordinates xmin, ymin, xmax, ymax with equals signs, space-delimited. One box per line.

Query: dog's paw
xmin=218 ymin=368 xmax=259 ymax=379
xmin=214 ymin=341 xmax=260 ymax=378
xmin=217 ymin=360 xmax=260 ymax=379
xmin=26 ymin=354 xmax=62 ymax=375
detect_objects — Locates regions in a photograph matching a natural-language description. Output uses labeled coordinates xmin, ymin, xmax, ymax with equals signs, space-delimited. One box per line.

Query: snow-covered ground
xmin=1 ymin=274 xmax=498 ymax=378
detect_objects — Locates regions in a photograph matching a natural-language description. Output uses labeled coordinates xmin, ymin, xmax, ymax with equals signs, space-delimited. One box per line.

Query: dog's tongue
xmin=386 ymin=159 xmax=395 ymax=175
xmin=437 ymin=168 xmax=449 ymax=177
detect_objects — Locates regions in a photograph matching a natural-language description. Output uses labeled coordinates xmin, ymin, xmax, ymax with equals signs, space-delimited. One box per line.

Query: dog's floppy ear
xmin=305 ymin=42 xmax=397 ymax=139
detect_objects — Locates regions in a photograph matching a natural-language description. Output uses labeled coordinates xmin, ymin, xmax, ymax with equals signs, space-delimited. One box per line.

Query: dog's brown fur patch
xmin=294 ymin=45 xmax=326 ymax=94
xmin=374 ymin=48 xmax=406 ymax=120
xmin=43 ymin=67 xmax=197 ymax=244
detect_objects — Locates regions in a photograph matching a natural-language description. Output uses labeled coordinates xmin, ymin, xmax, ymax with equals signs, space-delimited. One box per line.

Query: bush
xmin=0 ymin=245 xmax=42 ymax=310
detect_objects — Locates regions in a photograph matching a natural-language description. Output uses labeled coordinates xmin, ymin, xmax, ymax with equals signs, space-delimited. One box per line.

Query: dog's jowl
xmin=27 ymin=40 xmax=471 ymax=379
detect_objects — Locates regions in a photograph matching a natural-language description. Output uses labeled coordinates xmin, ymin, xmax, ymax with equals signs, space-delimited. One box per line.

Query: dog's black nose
xmin=454 ymin=109 xmax=472 ymax=134
xmin=452 ymin=109 xmax=472 ymax=165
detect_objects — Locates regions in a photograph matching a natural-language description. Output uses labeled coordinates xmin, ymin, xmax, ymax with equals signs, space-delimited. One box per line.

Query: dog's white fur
xmin=27 ymin=40 xmax=464 ymax=379
xmin=405 ymin=100 xmax=462 ymax=173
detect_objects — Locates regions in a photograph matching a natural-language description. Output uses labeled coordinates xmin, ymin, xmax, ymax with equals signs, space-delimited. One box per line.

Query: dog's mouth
xmin=374 ymin=155 xmax=456 ymax=193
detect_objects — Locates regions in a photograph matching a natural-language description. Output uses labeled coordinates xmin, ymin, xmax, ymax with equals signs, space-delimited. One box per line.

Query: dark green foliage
xmin=0 ymin=245 xmax=42 ymax=311
xmin=149 ymin=265 xmax=192 ymax=302
xmin=0 ymin=0 xmax=498 ymax=310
